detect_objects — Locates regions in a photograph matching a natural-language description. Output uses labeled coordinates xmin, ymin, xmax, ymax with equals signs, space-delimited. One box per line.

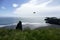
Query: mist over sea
xmin=0 ymin=17 xmax=48 ymax=29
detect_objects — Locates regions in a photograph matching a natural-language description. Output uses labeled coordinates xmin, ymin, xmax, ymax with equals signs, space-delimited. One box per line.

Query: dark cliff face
xmin=44 ymin=17 xmax=60 ymax=25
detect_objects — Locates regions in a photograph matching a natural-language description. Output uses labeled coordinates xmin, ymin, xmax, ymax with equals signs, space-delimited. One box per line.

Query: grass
xmin=0 ymin=28 xmax=60 ymax=40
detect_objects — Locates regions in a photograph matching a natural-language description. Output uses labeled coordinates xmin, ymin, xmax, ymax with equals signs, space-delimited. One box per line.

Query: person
xmin=16 ymin=21 xmax=22 ymax=30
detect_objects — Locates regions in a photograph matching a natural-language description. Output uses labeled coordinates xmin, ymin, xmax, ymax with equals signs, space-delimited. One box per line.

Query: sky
xmin=0 ymin=0 xmax=60 ymax=17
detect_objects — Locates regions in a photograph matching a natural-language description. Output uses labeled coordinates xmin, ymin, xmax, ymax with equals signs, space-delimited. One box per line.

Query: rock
xmin=16 ymin=21 xmax=22 ymax=30
xmin=44 ymin=17 xmax=60 ymax=25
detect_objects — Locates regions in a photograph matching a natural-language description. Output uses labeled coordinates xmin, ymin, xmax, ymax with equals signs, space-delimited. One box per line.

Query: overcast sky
xmin=0 ymin=0 xmax=60 ymax=17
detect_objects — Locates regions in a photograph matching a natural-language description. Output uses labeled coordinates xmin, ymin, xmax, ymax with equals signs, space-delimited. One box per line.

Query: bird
xmin=33 ymin=12 xmax=36 ymax=14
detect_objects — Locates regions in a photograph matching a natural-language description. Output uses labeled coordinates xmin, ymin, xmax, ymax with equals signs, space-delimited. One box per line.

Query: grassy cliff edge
xmin=0 ymin=28 xmax=60 ymax=40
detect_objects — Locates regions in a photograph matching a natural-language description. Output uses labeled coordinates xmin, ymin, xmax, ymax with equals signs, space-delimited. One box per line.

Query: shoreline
xmin=0 ymin=23 xmax=48 ymax=30
xmin=0 ymin=23 xmax=60 ymax=30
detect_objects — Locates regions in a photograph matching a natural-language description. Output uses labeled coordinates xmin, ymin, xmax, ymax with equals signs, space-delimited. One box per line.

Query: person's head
xmin=19 ymin=21 xmax=21 ymax=23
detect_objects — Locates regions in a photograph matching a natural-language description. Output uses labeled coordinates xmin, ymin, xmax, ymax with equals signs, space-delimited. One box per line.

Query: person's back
xmin=16 ymin=21 xmax=22 ymax=30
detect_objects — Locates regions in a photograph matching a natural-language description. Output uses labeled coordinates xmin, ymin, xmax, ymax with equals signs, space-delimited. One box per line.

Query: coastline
xmin=0 ymin=23 xmax=60 ymax=30
xmin=0 ymin=23 xmax=48 ymax=29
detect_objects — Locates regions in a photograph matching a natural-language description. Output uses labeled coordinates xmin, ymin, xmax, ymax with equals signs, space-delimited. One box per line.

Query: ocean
xmin=0 ymin=17 xmax=48 ymax=29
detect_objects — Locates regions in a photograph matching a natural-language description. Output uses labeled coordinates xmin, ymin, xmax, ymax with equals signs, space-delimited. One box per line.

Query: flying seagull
xmin=33 ymin=12 xmax=36 ymax=14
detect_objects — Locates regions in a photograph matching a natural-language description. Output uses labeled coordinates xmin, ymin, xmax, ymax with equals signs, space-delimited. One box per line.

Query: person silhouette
xmin=16 ymin=21 xmax=22 ymax=30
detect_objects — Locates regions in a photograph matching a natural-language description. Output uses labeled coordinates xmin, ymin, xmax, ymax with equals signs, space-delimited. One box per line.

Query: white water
xmin=0 ymin=22 xmax=49 ymax=30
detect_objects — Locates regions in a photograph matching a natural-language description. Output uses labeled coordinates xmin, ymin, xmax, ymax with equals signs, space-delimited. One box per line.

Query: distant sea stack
xmin=16 ymin=21 xmax=22 ymax=30
xmin=44 ymin=17 xmax=60 ymax=25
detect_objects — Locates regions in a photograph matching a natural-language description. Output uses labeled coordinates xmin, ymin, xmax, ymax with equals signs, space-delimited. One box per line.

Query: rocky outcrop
xmin=44 ymin=17 xmax=60 ymax=25
xmin=16 ymin=21 xmax=22 ymax=30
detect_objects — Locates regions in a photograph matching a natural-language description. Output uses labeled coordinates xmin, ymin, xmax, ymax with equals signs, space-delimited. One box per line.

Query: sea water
xmin=0 ymin=17 xmax=48 ymax=29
